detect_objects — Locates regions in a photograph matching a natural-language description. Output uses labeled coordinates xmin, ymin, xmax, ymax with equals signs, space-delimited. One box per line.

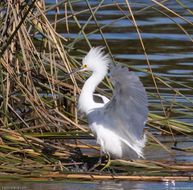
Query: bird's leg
xmin=88 ymin=149 xmax=103 ymax=172
xmin=100 ymin=152 xmax=111 ymax=171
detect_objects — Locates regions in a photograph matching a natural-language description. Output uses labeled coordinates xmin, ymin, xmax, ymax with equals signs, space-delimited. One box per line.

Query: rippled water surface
xmin=47 ymin=0 xmax=193 ymax=123
xmin=1 ymin=180 xmax=193 ymax=190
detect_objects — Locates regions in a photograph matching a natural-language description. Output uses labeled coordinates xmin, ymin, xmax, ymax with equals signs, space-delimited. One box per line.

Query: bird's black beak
xmin=68 ymin=68 xmax=81 ymax=75
xmin=63 ymin=66 xmax=87 ymax=79
xmin=68 ymin=65 xmax=86 ymax=75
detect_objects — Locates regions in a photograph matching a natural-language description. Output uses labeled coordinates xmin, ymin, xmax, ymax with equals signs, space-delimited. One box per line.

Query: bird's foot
xmin=88 ymin=157 xmax=102 ymax=172
xmin=100 ymin=153 xmax=111 ymax=172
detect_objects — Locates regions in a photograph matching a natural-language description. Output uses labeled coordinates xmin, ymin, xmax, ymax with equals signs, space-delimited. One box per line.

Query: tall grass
xmin=0 ymin=0 xmax=193 ymax=180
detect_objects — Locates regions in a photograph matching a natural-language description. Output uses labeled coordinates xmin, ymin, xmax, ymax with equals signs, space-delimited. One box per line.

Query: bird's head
xmin=81 ymin=47 xmax=110 ymax=74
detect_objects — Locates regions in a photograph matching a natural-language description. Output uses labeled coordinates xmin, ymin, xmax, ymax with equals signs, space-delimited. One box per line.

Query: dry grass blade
xmin=1 ymin=173 xmax=191 ymax=182
xmin=151 ymin=0 xmax=193 ymax=26
xmin=0 ymin=0 xmax=87 ymax=175
xmin=176 ymin=0 xmax=193 ymax=15
xmin=125 ymin=0 xmax=176 ymax=142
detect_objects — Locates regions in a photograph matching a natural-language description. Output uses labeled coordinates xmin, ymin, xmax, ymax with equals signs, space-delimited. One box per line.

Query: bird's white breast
xmin=90 ymin=122 xmax=123 ymax=158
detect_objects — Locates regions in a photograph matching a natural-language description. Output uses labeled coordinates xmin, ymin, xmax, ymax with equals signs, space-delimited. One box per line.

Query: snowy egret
xmin=77 ymin=47 xmax=148 ymax=159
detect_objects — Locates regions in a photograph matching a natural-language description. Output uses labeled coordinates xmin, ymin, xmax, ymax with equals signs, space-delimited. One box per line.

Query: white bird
xmin=77 ymin=47 xmax=148 ymax=159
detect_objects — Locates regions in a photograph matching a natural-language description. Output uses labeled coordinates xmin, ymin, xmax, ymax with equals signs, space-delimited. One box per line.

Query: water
xmin=52 ymin=0 xmax=193 ymax=123
xmin=0 ymin=180 xmax=193 ymax=190
xmin=2 ymin=0 xmax=193 ymax=189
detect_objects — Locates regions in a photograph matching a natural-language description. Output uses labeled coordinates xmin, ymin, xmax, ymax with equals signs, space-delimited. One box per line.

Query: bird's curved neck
xmin=78 ymin=71 xmax=106 ymax=114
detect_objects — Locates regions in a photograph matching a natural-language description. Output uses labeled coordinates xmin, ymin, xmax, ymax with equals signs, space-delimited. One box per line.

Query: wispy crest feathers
xmin=82 ymin=47 xmax=110 ymax=72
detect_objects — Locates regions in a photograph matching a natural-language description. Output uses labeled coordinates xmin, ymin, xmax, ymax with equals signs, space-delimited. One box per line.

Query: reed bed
xmin=0 ymin=0 xmax=193 ymax=181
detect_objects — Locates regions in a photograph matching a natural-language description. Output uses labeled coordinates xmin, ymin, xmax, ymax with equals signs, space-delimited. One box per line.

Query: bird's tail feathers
xmin=120 ymin=134 xmax=146 ymax=159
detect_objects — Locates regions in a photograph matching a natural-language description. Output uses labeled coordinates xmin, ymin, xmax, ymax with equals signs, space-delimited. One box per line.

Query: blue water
xmin=51 ymin=0 xmax=193 ymax=125
xmin=0 ymin=181 xmax=193 ymax=190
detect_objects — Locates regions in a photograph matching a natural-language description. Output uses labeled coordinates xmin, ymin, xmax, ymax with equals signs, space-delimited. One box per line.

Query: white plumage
xmin=78 ymin=47 xmax=148 ymax=159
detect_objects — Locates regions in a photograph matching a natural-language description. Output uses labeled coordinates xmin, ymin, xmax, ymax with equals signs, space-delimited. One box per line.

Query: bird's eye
xmin=83 ymin=64 xmax=87 ymax=68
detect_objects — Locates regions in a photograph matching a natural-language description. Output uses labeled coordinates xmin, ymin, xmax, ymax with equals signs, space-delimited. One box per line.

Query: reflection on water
xmin=144 ymin=135 xmax=193 ymax=162
xmin=95 ymin=181 xmax=179 ymax=190
xmin=97 ymin=181 xmax=124 ymax=190
xmin=1 ymin=181 xmax=193 ymax=190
